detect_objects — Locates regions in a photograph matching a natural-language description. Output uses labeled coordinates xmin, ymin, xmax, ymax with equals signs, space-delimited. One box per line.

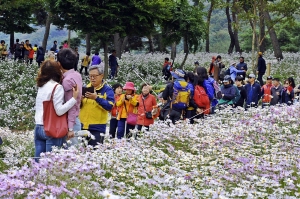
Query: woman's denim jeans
xmin=34 ymin=124 xmax=64 ymax=161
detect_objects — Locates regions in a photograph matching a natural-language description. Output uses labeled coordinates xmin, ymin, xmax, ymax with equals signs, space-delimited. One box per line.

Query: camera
xmin=145 ymin=112 xmax=153 ymax=119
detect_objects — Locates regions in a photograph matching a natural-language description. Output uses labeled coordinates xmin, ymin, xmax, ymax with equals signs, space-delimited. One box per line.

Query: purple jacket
xmin=91 ymin=55 xmax=101 ymax=66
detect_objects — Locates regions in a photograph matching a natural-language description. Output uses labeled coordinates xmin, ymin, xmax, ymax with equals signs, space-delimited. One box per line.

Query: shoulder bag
xmin=43 ymin=84 xmax=68 ymax=138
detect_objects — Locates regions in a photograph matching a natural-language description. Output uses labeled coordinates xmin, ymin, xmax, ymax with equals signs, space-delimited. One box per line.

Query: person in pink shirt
xmin=63 ymin=40 xmax=69 ymax=48
xmin=57 ymin=48 xmax=83 ymax=145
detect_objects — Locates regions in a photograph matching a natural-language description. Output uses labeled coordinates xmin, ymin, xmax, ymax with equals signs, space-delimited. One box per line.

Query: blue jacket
xmin=229 ymin=66 xmax=245 ymax=82
xmin=257 ymin=57 xmax=266 ymax=74
xmin=91 ymin=55 xmax=101 ymax=66
xmin=236 ymin=62 xmax=247 ymax=71
xmin=221 ymin=84 xmax=236 ymax=101
xmin=203 ymin=77 xmax=218 ymax=107
xmin=244 ymin=82 xmax=262 ymax=106
xmin=281 ymin=88 xmax=294 ymax=105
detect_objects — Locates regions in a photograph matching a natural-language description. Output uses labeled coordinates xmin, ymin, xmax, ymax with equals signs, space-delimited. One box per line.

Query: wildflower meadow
xmin=0 ymin=52 xmax=299 ymax=198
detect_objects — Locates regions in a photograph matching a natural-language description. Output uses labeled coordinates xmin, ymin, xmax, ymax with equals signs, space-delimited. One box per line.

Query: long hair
xmin=288 ymin=77 xmax=296 ymax=88
xmin=194 ymin=67 xmax=208 ymax=87
xmin=36 ymin=60 xmax=63 ymax=87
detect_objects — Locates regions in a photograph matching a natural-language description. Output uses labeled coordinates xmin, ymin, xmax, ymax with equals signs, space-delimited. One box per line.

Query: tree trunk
xmin=114 ymin=33 xmax=122 ymax=58
xmin=180 ymin=36 xmax=189 ymax=69
xmin=157 ymin=33 xmax=164 ymax=52
xmin=86 ymin=33 xmax=91 ymax=53
xmin=226 ymin=0 xmax=235 ymax=54
xmin=68 ymin=29 xmax=71 ymax=49
xmin=232 ymin=0 xmax=241 ymax=53
xmin=148 ymin=34 xmax=154 ymax=53
xmin=206 ymin=0 xmax=214 ymax=52
xmin=42 ymin=13 xmax=52 ymax=51
xmin=9 ymin=31 xmax=14 ymax=50
xmin=264 ymin=11 xmax=283 ymax=60
xmin=259 ymin=0 xmax=266 ymax=52
xmin=171 ymin=42 xmax=176 ymax=60
xmin=103 ymin=42 xmax=109 ymax=79
xmin=121 ymin=36 xmax=128 ymax=55
xmin=251 ymin=7 xmax=257 ymax=73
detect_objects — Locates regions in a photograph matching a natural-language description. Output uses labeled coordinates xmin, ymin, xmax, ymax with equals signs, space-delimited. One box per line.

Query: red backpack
xmin=193 ymin=85 xmax=210 ymax=114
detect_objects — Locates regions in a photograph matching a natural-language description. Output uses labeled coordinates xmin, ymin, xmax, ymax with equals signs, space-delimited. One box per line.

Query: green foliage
xmin=162 ymin=0 xmax=206 ymax=53
xmin=0 ymin=0 xmax=39 ymax=34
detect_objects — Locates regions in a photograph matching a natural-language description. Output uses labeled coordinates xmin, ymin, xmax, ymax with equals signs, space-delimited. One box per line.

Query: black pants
xmin=109 ymin=118 xmax=118 ymax=138
xmin=169 ymin=109 xmax=182 ymax=124
xmin=87 ymin=130 xmax=105 ymax=146
xmin=80 ymin=66 xmax=88 ymax=75
xmin=258 ymin=73 xmax=264 ymax=86
xmin=186 ymin=109 xmax=196 ymax=124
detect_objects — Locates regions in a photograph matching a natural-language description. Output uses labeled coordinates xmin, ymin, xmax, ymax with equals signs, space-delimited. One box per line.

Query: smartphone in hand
xmin=82 ymin=86 xmax=94 ymax=95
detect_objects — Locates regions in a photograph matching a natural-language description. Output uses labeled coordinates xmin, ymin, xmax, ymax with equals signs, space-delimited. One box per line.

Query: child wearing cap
xmin=261 ymin=76 xmax=274 ymax=107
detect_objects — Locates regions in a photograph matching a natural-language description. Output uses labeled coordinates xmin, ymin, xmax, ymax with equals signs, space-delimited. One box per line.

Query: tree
xmin=49 ymin=0 xmax=173 ymax=78
xmin=162 ymin=0 xmax=206 ymax=68
xmin=0 ymin=0 xmax=37 ymax=48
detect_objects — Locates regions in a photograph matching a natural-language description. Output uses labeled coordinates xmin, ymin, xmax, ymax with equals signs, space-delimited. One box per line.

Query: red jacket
xmin=111 ymin=94 xmax=121 ymax=117
xmin=261 ymin=83 xmax=273 ymax=103
xmin=137 ymin=94 xmax=157 ymax=126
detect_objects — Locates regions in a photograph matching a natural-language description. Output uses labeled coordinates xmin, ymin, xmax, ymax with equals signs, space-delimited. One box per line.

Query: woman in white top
xmin=34 ymin=60 xmax=78 ymax=160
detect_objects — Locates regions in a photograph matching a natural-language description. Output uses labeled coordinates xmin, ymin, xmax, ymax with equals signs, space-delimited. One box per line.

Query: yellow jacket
xmin=116 ymin=94 xmax=139 ymax=120
xmin=79 ymin=82 xmax=114 ymax=132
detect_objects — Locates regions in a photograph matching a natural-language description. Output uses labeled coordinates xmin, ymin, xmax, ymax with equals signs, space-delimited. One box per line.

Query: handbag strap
xmin=50 ymin=84 xmax=59 ymax=101
xmin=123 ymin=101 xmax=128 ymax=113
xmin=142 ymin=96 xmax=147 ymax=113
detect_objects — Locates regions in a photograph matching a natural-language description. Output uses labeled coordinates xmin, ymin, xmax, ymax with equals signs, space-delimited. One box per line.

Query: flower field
xmin=0 ymin=52 xmax=299 ymax=198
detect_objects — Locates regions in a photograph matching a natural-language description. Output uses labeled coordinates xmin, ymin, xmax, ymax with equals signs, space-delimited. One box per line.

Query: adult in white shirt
xmin=34 ymin=60 xmax=78 ymax=161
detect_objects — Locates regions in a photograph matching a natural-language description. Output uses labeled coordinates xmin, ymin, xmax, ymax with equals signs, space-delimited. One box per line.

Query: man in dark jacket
xmin=245 ymin=74 xmax=262 ymax=108
xmin=270 ymin=77 xmax=283 ymax=105
xmin=256 ymin=52 xmax=266 ymax=86
xmin=236 ymin=56 xmax=247 ymax=80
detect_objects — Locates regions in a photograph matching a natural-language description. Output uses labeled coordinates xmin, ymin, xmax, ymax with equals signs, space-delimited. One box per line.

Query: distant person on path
xmin=91 ymin=52 xmax=101 ymax=66
xmin=162 ymin=57 xmax=172 ymax=81
xmin=63 ymin=40 xmax=69 ymax=48
xmin=36 ymin=46 xmax=45 ymax=67
xmin=256 ymin=52 xmax=266 ymax=86
xmin=208 ymin=56 xmax=216 ymax=77
xmin=236 ymin=56 xmax=247 ymax=80
xmin=57 ymin=48 xmax=83 ymax=146
xmin=245 ymin=74 xmax=261 ymax=108
xmin=0 ymin=40 xmax=7 ymax=61
xmin=109 ymin=50 xmax=119 ymax=79
xmin=80 ymin=52 xmax=91 ymax=76
xmin=270 ymin=77 xmax=283 ymax=105
xmin=51 ymin=40 xmax=58 ymax=52
xmin=34 ymin=60 xmax=79 ymax=161
xmin=28 ymin=44 xmax=35 ymax=65
xmin=13 ymin=39 xmax=20 ymax=60
xmin=213 ymin=55 xmax=225 ymax=82
xmin=23 ymin=40 xmax=30 ymax=64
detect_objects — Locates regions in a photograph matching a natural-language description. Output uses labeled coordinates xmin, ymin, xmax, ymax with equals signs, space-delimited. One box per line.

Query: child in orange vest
xmin=261 ymin=76 xmax=273 ymax=107
xmin=28 ymin=44 xmax=35 ymax=65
